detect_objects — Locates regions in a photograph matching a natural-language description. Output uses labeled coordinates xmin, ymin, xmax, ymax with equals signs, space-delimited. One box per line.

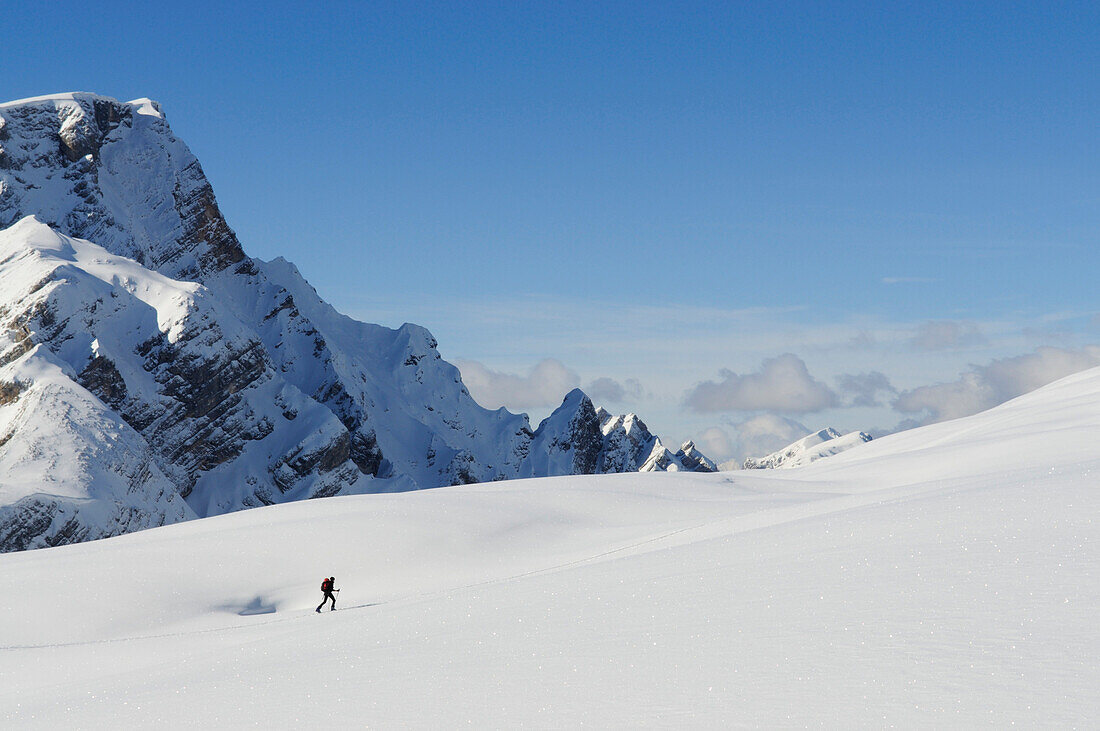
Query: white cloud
xmin=1021 ymin=329 xmax=1072 ymax=345
xmin=910 ymin=320 xmax=986 ymax=351
xmin=685 ymin=354 xmax=837 ymax=413
xmin=894 ymin=346 xmax=1100 ymax=424
xmin=893 ymin=372 xmax=994 ymax=423
xmin=347 ymin=291 xmax=1100 ymax=448
xmin=694 ymin=426 xmax=735 ymax=463
xmin=456 ymin=358 xmax=580 ymax=411
xmin=836 ymin=371 xmax=895 ymax=407
xmin=732 ymin=414 xmax=810 ymax=464
xmin=586 ymin=377 xmax=645 ymax=404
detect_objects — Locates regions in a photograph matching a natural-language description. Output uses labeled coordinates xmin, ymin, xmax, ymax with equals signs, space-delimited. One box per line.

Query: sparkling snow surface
xmin=2 ymin=369 xmax=1099 ymax=727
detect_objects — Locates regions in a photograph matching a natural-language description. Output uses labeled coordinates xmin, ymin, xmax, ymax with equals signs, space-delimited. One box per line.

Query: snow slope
xmin=2 ymin=366 xmax=1098 ymax=726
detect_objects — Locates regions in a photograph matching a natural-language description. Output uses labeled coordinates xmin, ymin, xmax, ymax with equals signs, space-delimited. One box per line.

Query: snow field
xmin=2 ymin=369 xmax=1100 ymax=727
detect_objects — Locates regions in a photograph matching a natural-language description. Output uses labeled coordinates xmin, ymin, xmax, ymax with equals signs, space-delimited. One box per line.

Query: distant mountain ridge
xmin=0 ymin=93 xmax=713 ymax=551
xmin=740 ymin=428 xmax=872 ymax=470
xmin=522 ymin=390 xmax=717 ymax=477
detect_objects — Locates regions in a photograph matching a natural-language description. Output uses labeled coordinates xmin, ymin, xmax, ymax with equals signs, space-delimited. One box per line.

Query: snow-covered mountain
xmin=0 ymin=92 xmax=712 ymax=550
xmin=740 ymin=427 xmax=872 ymax=469
xmin=0 ymin=217 xmax=374 ymax=546
xmin=521 ymin=389 xmax=716 ymax=477
xmin=673 ymin=439 xmax=717 ymax=472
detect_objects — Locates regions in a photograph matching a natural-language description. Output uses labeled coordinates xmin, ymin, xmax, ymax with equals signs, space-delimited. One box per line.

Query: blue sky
xmin=5 ymin=1 xmax=1100 ymax=461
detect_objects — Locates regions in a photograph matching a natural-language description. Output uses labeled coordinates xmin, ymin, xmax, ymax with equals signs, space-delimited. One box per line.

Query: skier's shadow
xmin=237 ymin=596 xmax=277 ymax=616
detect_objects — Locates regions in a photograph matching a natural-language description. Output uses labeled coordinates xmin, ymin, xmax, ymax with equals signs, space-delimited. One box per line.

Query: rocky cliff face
xmin=0 ymin=346 xmax=194 ymax=552
xmin=0 ymin=93 xmax=713 ymax=551
xmin=523 ymin=391 xmax=717 ymax=476
xmin=0 ymin=218 xmax=369 ymax=520
xmin=521 ymin=390 xmax=604 ymax=477
xmin=673 ymin=441 xmax=717 ymax=473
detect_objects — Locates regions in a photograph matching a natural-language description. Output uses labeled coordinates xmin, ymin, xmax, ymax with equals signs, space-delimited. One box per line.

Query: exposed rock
xmin=598 ymin=411 xmax=662 ymax=473
xmin=0 ymin=380 xmax=23 ymax=406
xmin=77 ymin=355 xmax=127 ymax=409
xmin=0 ymin=218 xmax=364 ymax=510
xmin=524 ymin=390 xmax=718 ymax=477
xmin=523 ymin=389 xmax=604 ymax=477
xmin=674 ymin=441 xmax=717 ymax=473
xmin=170 ymin=159 xmax=248 ymax=274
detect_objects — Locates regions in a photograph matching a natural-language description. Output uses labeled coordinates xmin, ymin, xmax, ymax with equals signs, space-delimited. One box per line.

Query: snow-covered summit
xmin=0 ymin=92 xmax=247 ymax=276
xmin=742 ymin=427 xmax=872 ymax=469
xmin=0 ymin=92 xmax=129 ymax=109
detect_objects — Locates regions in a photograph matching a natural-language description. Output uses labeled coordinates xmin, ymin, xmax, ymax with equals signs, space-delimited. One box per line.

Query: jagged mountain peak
xmin=674 ymin=440 xmax=717 ymax=473
xmin=0 ymin=92 xmax=247 ymax=278
xmin=526 ymin=389 xmax=716 ymax=475
xmin=598 ymin=408 xmax=648 ymax=434
xmin=554 ymin=388 xmax=593 ymax=415
xmin=742 ymin=427 xmax=872 ymax=470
